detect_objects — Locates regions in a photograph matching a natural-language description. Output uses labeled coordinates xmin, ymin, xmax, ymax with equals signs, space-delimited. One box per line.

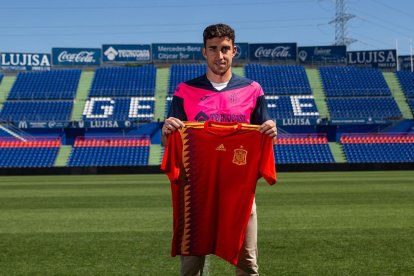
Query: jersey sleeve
xmin=259 ymin=135 xmax=277 ymax=185
xmin=250 ymin=94 xmax=271 ymax=124
xmin=161 ymin=131 xmax=183 ymax=184
xmin=167 ymin=95 xmax=188 ymax=121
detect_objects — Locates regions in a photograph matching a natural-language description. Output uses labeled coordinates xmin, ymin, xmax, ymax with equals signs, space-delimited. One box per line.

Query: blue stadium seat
xmin=274 ymin=144 xmax=334 ymax=164
xmin=274 ymin=136 xmax=335 ymax=164
xmin=89 ymin=66 xmax=156 ymax=97
xmin=341 ymin=134 xmax=414 ymax=163
xmin=343 ymin=143 xmax=414 ymax=163
xmin=8 ymin=69 xmax=81 ymax=100
xmin=0 ymin=100 xmax=73 ymax=122
xmin=320 ymin=67 xmax=391 ymax=97
xmin=395 ymin=71 xmax=414 ymax=98
xmin=0 ymin=69 xmax=78 ymax=123
xmin=0 ymin=140 xmax=60 ymax=168
xmin=245 ymin=64 xmax=312 ymax=95
xmin=68 ymin=137 xmax=150 ymax=167
xmin=408 ymin=99 xmax=414 ymax=115
xmin=327 ymin=97 xmax=401 ymax=120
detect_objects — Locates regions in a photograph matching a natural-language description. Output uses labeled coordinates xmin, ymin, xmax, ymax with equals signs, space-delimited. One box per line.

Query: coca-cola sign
xmin=249 ymin=43 xmax=297 ymax=61
xmin=52 ymin=48 xmax=101 ymax=66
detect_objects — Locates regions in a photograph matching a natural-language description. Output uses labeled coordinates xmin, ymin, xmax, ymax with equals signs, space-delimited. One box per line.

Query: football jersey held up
xmin=161 ymin=122 xmax=276 ymax=265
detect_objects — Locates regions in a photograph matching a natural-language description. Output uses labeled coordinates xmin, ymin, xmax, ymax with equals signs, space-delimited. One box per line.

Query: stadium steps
xmin=306 ymin=68 xmax=329 ymax=119
xmin=71 ymin=71 xmax=95 ymax=121
xmin=154 ymin=68 xmax=169 ymax=122
xmin=0 ymin=76 xmax=16 ymax=111
xmin=383 ymin=72 xmax=412 ymax=118
xmin=328 ymin=142 xmax=347 ymax=163
xmin=54 ymin=145 xmax=72 ymax=166
xmin=149 ymin=144 xmax=162 ymax=165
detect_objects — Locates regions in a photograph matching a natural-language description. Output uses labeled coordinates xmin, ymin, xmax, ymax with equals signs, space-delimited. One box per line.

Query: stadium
xmin=0 ymin=1 xmax=414 ymax=275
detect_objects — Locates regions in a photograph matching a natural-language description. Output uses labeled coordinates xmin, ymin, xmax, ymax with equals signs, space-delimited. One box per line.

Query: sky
xmin=1 ymin=0 xmax=413 ymax=55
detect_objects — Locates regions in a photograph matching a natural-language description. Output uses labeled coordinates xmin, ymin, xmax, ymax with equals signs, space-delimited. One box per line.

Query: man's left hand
xmin=259 ymin=120 xmax=277 ymax=138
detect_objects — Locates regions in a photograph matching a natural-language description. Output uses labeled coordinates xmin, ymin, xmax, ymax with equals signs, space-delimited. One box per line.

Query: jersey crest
xmin=233 ymin=147 xmax=248 ymax=165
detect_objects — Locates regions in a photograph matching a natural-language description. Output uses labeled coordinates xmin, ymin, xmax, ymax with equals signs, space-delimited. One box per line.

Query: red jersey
xmin=161 ymin=122 xmax=276 ymax=265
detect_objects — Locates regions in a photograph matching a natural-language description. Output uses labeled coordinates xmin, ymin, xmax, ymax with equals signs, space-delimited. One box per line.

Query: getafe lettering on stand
xmin=58 ymin=51 xmax=95 ymax=63
xmin=83 ymin=97 xmax=153 ymax=119
xmin=255 ymin=46 xmax=291 ymax=58
xmin=84 ymin=98 xmax=115 ymax=118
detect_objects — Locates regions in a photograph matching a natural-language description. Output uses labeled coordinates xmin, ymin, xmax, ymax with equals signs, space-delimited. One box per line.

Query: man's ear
xmin=232 ymin=46 xmax=237 ymax=57
xmin=202 ymin=47 xmax=207 ymax=58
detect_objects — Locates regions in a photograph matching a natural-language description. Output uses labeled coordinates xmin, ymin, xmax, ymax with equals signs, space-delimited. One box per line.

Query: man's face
xmin=203 ymin=37 xmax=236 ymax=77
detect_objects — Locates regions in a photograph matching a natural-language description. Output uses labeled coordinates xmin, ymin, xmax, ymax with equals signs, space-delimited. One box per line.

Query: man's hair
xmin=203 ymin=24 xmax=235 ymax=46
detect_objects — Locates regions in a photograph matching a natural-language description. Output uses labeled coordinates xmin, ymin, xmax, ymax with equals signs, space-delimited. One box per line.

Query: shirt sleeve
xmin=161 ymin=130 xmax=183 ymax=184
xmin=259 ymin=135 xmax=277 ymax=185
xmin=250 ymin=95 xmax=271 ymax=125
xmin=167 ymin=96 xmax=188 ymax=121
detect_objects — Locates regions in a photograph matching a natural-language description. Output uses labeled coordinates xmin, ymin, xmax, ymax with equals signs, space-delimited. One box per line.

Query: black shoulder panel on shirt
xmin=185 ymin=75 xmax=212 ymax=90
xmin=184 ymin=74 xmax=254 ymax=92
xmin=167 ymin=96 xmax=188 ymax=121
xmin=250 ymin=95 xmax=271 ymax=125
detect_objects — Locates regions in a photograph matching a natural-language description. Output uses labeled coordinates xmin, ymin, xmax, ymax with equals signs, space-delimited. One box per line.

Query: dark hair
xmin=203 ymin=24 xmax=235 ymax=46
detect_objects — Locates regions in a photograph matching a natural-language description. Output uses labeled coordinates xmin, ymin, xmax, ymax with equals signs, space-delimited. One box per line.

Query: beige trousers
xmin=180 ymin=201 xmax=258 ymax=276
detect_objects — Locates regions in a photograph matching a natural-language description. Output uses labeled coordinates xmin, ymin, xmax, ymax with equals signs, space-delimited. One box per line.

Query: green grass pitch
xmin=0 ymin=171 xmax=413 ymax=275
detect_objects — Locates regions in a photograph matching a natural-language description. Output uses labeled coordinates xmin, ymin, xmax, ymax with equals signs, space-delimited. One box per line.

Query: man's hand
xmin=259 ymin=120 xmax=277 ymax=138
xmin=162 ymin=117 xmax=185 ymax=136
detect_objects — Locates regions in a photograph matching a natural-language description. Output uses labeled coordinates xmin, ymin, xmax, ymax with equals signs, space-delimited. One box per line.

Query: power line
xmin=368 ymin=0 xmax=413 ymax=19
xmin=356 ymin=16 xmax=412 ymax=39
xmin=0 ymin=17 xmax=331 ymax=30
xmin=0 ymin=23 xmax=321 ymax=38
xmin=349 ymin=8 xmax=414 ymax=35
xmin=0 ymin=0 xmax=314 ymax=10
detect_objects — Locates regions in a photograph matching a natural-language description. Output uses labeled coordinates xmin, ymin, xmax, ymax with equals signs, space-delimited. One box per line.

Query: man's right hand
xmin=162 ymin=117 xmax=185 ymax=136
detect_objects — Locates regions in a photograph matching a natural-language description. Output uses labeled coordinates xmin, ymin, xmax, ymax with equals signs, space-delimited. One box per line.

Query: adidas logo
xmin=216 ymin=144 xmax=226 ymax=151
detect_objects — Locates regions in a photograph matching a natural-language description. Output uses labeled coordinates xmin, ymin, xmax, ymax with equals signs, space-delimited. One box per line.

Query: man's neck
xmin=206 ymin=71 xmax=232 ymax=84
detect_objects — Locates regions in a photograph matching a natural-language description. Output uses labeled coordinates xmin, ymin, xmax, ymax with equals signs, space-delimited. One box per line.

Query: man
xmin=162 ymin=23 xmax=277 ymax=276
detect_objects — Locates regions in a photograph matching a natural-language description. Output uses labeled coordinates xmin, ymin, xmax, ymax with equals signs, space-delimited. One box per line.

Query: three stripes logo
xmin=216 ymin=144 xmax=226 ymax=151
